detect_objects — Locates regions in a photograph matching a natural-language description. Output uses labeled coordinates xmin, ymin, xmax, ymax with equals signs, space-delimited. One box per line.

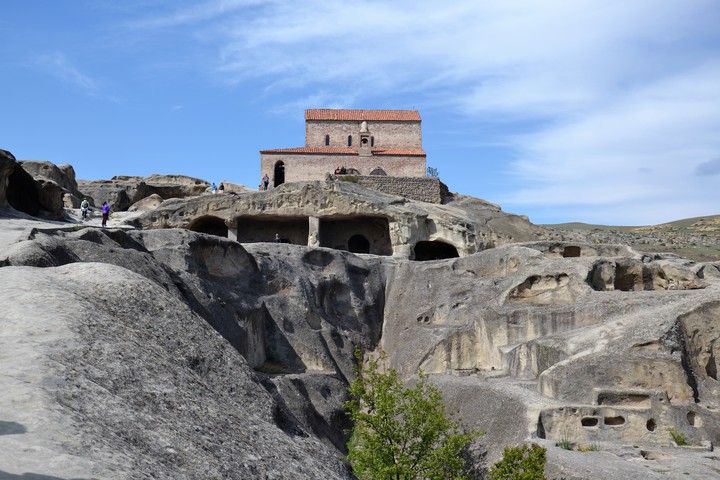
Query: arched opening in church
xmin=348 ymin=234 xmax=370 ymax=254
xmin=319 ymin=216 xmax=392 ymax=255
xmin=235 ymin=216 xmax=309 ymax=245
xmin=188 ymin=215 xmax=228 ymax=238
xmin=413 ymin=240 xmax=460 ymax=261
xmin=370 ymin=168 xmax=387 ymax=176
xmin=274 ymin=161 xmax=285 ymax=187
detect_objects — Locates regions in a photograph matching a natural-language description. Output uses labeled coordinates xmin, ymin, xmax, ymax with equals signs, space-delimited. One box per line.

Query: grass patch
xmin=669 ymin=429 xmax=688 ymax=446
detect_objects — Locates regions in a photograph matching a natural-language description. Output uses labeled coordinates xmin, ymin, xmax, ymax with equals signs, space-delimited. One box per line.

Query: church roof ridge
xmin=305 ymin=109 xmax=421 ymax=122
xmin=260 ymin=146 xmax=426 ymax=156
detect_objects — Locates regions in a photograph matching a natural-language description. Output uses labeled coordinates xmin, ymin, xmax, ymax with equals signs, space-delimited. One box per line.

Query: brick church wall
xmin=306 ymin=120 xmax=422 ymax=149
xmin=261 ymin=153 xmax=425 ymax=184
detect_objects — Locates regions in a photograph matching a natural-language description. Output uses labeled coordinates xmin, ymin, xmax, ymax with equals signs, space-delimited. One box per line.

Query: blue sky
xmin=2 ymin=1 xmax=719 ymax=225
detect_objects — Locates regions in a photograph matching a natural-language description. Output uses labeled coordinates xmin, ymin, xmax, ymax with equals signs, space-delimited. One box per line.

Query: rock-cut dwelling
xmin=259 ymin=109 xmax=427 ymax=187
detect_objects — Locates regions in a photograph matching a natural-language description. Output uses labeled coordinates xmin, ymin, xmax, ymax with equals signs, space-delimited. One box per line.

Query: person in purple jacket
xmin=101 ymin=201 xmax=110 ymax=227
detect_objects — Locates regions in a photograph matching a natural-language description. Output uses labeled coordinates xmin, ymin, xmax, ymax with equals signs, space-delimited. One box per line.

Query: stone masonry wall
xmin=261 ymin=153 xmax=425 ymax=184
xmin=306 ymin=120 xmax=422 ymax=149
xmin=336 ymin=175 xmax=447 ymax=204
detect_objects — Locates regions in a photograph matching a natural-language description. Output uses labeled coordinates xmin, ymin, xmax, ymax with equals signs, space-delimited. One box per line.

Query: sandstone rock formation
xmin=2 ymin=158 xmax=720 ymax=479
xmin=0 ymin=151 xmax=66 ymax=219
xmin=77 ymin=174 xmax=210 ymax=212
xmin=131 ymin=180 xmax=542 ymax=260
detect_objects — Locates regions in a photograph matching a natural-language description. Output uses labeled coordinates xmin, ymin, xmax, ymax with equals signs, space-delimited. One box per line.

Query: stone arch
xmin=369 ymin=168 xmax=387 ymax=176
xmin=346 ymin=168 xmax=361 ymax=175
xmin=188 ymin=215 xmax=228 ymax=238
xmin=274 ymin=161 xmax=285 ymax=187
xmin=348 ymin=234 xmax=370 ymax=254
xmin=413 ymin=240 xmax=460 ymax=261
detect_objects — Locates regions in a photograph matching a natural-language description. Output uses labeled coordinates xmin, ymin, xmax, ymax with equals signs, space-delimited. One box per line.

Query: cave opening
xmin=188 ymin=215 xmax=229 ymax=238
xmin=413 ymin=240 xmax=460 ymax=261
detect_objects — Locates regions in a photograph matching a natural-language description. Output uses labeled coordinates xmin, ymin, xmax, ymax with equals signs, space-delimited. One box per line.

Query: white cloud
xmin=34 ymin=53 xmax=97 ymax=93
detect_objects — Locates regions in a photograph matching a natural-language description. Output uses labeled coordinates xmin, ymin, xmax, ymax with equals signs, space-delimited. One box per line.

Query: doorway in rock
xmin=348 ymin=234 xmax=370 ymax=254
xmin=274 ymin=161 xmax=285 ymax=187
xmin=6 ymin=169 xmax=41 ymax=216
xmin=188 ymin=215 xmax=228 ymax=238
xmin=319 ymin=216 xmax=392 ymax=255
xmin=235 ymin=216 xmax=309 ymax=245
xmin=413 ymin=240 xmax=459 ymax=261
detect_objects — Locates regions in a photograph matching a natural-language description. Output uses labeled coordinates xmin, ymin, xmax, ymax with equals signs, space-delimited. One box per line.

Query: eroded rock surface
xmin=2 ymin=159 xmax=720 ymax=479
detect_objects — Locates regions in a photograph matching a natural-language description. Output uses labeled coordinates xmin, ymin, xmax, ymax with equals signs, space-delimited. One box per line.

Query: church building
xmin=260 ymin=109 xmax=427 ymax=187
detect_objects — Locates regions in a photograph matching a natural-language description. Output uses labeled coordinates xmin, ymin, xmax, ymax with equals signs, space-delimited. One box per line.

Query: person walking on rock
xmin=101 ymin=201 xmax=110 ymax=227
xmin=211 ymin=182 xmax=217 ymax=194
xmin=80 ymin=198 xmax=89 ymax=219
xmin=263 ymin=174 xmax=270 ymax=191
xmin=218 ymin=182 xmax=225 ymax=194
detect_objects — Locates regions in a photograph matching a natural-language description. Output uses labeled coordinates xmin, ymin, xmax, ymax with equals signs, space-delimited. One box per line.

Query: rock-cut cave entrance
xmin=319 ymin=216 xmax=392 ymax=255
xmin=348 ymin=234 xmax=370 ymax=254
xmin=413 ymin=240 xmax=460 ymax=261
xmin=188 ymin=215 xmax=229 ymax=238
xmin=6 ymin=168 xmax=41 ymax=216
xmin=235 ymin=216 xmax=309 ymax=245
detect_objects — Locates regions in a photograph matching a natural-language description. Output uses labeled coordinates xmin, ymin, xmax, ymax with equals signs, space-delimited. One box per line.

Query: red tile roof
xmin=260 ymin=147 xmax=426 ymax=156
xmin=305 ymin=109 xmax=421 ymax=122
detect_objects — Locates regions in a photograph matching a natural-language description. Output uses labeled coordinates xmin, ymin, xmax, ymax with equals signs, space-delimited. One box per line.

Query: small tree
xmin=426 ymin=166 xmax=440 ymax=177
xmin=345 ymin=350 xmax=478 ymax=480
xmin=488 ymin=444 xmax=546 ymax=480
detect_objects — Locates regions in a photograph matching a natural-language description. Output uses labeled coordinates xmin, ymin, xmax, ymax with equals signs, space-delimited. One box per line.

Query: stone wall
xmin=261 ymin=153 xmax=426 ymax=185
xmin=305 ymin=120 xmax=422 ymax=149
xmin=336 ymin=175 xmax=448 ymax=204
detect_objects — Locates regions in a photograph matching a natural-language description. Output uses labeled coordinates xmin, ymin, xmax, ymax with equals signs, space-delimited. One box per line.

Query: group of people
xmin=79 ymin=198 xmax=110 ymax=227
xmin=334 ymin=166 xmax=348 ymax=175
xmin=210 ymin=182 xmax=225 ymax=194
xmin=260 ymin=174 xmax=270 ymax=191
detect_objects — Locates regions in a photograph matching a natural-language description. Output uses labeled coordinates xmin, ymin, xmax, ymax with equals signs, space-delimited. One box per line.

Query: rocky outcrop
xmin=3 ymin=159 xmax=720 ymax=478
xmin=132 ymin=180 xmax=543 ymax=259
xmin=0 ymin=149 xmax=16 ymax=208
xmin=0 ymin=152 xmax=65 ymax=219
xmin=77 ymin=174 xmax=210 ymax=211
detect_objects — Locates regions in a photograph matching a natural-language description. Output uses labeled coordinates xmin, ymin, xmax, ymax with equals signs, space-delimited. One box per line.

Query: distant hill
xmin=543 ymin=214 xmax=720 ymax=262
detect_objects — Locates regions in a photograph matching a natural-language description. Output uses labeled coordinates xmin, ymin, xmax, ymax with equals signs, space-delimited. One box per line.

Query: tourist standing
xmin=263 ymin=174 xmax=270 ymax=191
xmin=80 ymin=198 xmax=89 ymax=219
xmin=101 ymin=201 xmax=110 ymax=227
xmin=218 ymin=182 xmax=225 ymax=193
xmin=211 ymin=182 xmax=217 ymax=194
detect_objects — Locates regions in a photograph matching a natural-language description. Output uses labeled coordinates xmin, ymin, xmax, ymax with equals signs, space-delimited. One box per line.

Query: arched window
xmin=370 ymin=168 xmax=387 ymax=176
xmin=371 ymin=136 xmax=374 ymax=147
xmin=347 ymin=135 xmax=352 ymax=147
xmin=325 ymin=134 xmax=330 ymax=146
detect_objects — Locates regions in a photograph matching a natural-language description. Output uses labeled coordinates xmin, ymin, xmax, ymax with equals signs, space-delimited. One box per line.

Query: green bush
xmin=669 ymin=429 xmax=688 ymax=446
xmin=488 ymin=444 xmax=547 ymax=480
xmin=338 ymin=175 xmax=359 ymax=183
xmin=345 ymin=350 xmax=480 ymax=479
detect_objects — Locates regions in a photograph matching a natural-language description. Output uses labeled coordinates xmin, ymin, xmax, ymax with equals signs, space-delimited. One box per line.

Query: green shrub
xmin=488 ymin=444 xmax=546 ymax=480
xmin=345 ymin=350 xmax=480 ymax=479
xmin=669 ymin=429 xmax=688 ymax=446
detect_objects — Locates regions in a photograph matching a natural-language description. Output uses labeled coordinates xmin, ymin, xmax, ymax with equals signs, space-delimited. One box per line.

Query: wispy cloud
xmin=696 ymin=157 xmax=720 ymax=176
xmin=34 ymin=52 xmax=98 ymax=93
